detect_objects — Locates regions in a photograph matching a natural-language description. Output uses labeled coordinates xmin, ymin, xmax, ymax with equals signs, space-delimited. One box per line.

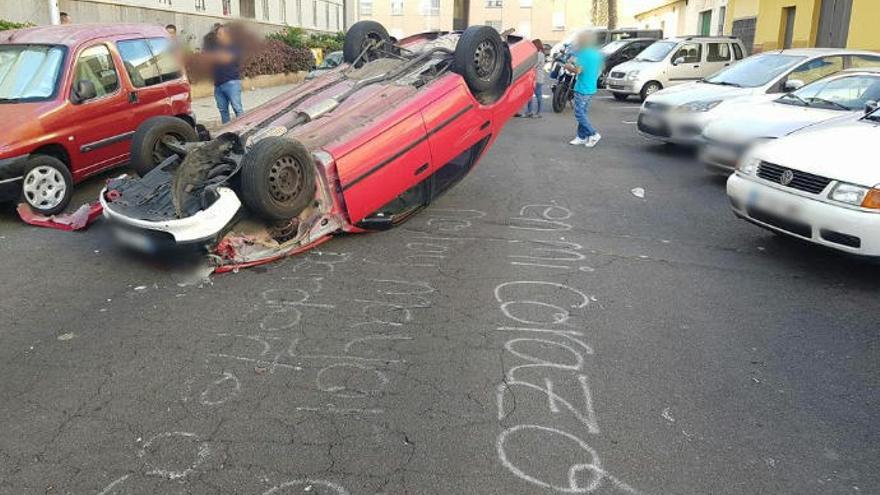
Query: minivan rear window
xmin=117 ymin=37 xmax=180 ymax=88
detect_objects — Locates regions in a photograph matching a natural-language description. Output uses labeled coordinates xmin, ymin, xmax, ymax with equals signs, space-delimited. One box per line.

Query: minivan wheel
xmin=240 ymin=137 xmax=317 ymax=222
xmin=131 ymin=116 xmax=198 ymax=177
xmin=640 ymin=81 xmax=662 ymax=101
xmin=21 ymin=155 xmax=73 ymax=216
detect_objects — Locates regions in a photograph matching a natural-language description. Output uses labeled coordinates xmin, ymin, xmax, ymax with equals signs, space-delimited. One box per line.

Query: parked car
xmin=305 ymin=50 xmax=342 ymax=80
xmin=0 ymin=23 xmax=194 ymax=215
xmin=550 ymin=27 xmax=662 ymax=57
xmin=100 ymin=22 xmax=537 ymax=271
xmin=636 ymin=48 xmax=880 ymax=145
xmin=727 ymin=106 xmax=880 ymax=256
xmin=598 ymin=38 xmax=656 ymax=88
xmin=702 ymin=68 xmax=880 ymax=172
xmin=606 ymin=36 xmax=747 ymax=101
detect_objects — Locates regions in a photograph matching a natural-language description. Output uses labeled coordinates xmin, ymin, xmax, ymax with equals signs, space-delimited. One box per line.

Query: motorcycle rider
xmin=565 ymin=31 xmax=604 ymax=147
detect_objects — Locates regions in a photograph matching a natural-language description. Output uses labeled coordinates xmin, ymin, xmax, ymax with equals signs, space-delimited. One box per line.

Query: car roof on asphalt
xmin=0 ymin=23 xmax=168 ymax=46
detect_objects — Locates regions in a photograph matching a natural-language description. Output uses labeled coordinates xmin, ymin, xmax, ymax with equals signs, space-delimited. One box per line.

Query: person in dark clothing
xmin=206 ymin=24 xmax=243 ymax=123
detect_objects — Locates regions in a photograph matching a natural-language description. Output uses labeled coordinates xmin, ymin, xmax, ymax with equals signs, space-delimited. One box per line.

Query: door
xmin=666 ymin=42 xmax=703 ymax=84
xmin=698 ymin=10 xmax=712 ymax=36
xmin=66 ymin=43 xmax=133 ymax=178
xmin=816 ymin=0 xmax=853 ymax=48
xmin=420 ymin=84 xmax=488 ymax=178
xmin=705 ymin=42 xmax=733 ymax=76
xmin=337 ymin=112 xmax=433 ymax=223
xmin=116 ymin=38 xmax=172 ymax=127
xmin=782 ymin=7 xmax=796 ymax=49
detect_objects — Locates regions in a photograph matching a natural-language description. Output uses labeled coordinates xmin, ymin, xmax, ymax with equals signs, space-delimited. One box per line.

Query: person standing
xmin=59 ymin=12 xmax=71 ymax=24
xmin=566 ymin=32 xmax=603 ymax=147
xmin=207 ymin=24 xmax=244 ymax=124
xmin=526 ymin=39 xmax=546 ymax=118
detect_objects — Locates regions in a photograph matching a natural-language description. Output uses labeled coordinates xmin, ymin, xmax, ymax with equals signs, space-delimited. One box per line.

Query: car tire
xmin=240 ymin=137 xmax=316 ymax=222
xmin=343 ymin=20 xmax=390 ymax=67
xmin=130 ymin=116 xmax=198 ymax=177
xmin=612 ymin=92 xmax=629 ymax=101
xmin=21 ymin=155 xmax=73 ymax=216
xmin=453 ymin=25 xmax=510 ymax=97
xmin=639 ymin=81 xmax=662 ymax=102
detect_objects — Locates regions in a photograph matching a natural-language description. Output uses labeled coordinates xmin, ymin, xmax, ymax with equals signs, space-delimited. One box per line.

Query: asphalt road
xmin=1 ymin=93 xmax=878 ymax=495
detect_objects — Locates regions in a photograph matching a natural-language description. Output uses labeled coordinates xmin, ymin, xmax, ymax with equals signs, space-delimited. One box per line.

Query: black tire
xmin=240 ymin=137 xmax=316 ymax=221
xmin=21 ymin=155 xmax=73 ymax=216
xmin=639 ymin=81 xmax=662 ymax=102
xmin=452 ymin=25 xmax=509 ymax=96
xmin=130 ymin=116 xmax=198 ymax=177
xmin=343 ymin=20 xmax=390 ymax=67
xmin=612 ymin=92 xmax=629 ymax=101
xmin=551 ymin=84 xmax=568 ymax=112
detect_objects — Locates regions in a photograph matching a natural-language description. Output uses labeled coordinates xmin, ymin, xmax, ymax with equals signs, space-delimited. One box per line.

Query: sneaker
xmin=530 ymin=113 xmax=543 ymax=119
xmin=569 ymin=137 xmax=587 ymax=145
xmin=584 ymin=133 xmax=602 ymax=148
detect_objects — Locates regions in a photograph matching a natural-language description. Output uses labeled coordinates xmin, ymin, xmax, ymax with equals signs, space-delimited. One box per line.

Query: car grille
xmin=756 ymin=161 xmax=832 ymax=194
xmin=610 ymin=71 xmax=626 ymax=79
xmin=643 ymin=101 xmax=670 ymax=112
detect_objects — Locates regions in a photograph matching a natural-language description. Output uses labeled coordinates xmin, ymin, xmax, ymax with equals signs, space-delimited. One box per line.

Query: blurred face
xmin=576 ymin=32 xmax=594 ymax=50
xmin=166 ymin=26 xmax=177 ymax=36
xmin=60 ymin=15 xmax=70 ymax=24
xmin=216 ymin=27 xmax=231 ymax=44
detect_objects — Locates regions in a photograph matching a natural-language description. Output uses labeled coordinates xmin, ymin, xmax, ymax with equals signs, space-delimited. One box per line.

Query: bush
xmin=309 ymin=32 xmax=345 ymax=52
xmin=267 ymin=26 xmax=308 ymax=49
xmin=0 ymin=19 xmax=32 ymax=31
xmin=268 ymin=27 xmax=344 ymax=53
xmin=185 ymin=39 xmax=314 ymax=83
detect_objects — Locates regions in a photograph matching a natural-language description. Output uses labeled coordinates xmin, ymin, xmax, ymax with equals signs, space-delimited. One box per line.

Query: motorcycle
xmin=549 ymin=45 xmax=577 ymax=113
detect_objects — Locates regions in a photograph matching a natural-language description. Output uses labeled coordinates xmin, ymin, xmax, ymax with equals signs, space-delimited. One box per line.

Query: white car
xmin=727 ymin=107 xmax=880 ymax=256
xmin=702 ymin=68 xmax=880 ymax=172
xmin=637 ymin=49 xmax=880 ymax=146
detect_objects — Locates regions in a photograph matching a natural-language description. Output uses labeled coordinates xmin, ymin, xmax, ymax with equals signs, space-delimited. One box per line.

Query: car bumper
xmin=637 ymin=109 xmax=713 ymax=146
xmin=0 ymin=154 xmax=28 ymax=199
xmin=699 ymin=140 xmax=745 ymax=173
xmin=100 ymin=185 xmax=242 ymax=249
xmin=727 ymin=173 xmax=880 ymax=256
xmin=605 ymin=78 xmax=637 ymax=95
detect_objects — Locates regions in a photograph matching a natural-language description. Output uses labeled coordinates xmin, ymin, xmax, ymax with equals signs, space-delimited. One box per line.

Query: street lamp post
xmin=47 ymin=0 xmax=61 ymax=25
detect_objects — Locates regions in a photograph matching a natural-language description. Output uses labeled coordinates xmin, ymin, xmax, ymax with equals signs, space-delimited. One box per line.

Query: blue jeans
xmin=573 ymin=92 xmax=597 ymax=139
xmin=214 ymin=79 xmax=243 ymax=124
xmin=527 ymin=83 xmax=544 ymax=114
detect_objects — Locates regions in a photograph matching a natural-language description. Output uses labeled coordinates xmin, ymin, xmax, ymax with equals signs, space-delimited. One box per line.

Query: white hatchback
xmin=727 ymin=108 xmax=880 ymax=256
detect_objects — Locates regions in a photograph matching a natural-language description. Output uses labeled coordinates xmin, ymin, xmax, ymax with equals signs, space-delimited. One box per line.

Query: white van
xmin=605 ymin=36 xmax=747 ymax=101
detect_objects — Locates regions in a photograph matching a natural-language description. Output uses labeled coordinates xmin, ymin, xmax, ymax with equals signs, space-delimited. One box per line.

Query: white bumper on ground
xmin=100 ymin=186 xmax=242 ymax=245
xmin=727 ymin=172 xmax=880 ymax=256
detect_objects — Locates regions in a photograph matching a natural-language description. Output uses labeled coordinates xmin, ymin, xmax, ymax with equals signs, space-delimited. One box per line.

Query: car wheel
xmin=453 ymin=25 xmax=510 ymax=97
xmin=551 ymin=84 xmax=568 ymax=112
xmin=21 ymin=155 xmax=73 ymax=216
xmin=130 ymin=116 xmax=198 ymax=177
xmin=640 ymin=81 xmax=662 ymax=101
xmin=343 ymin=20 xmax=390 ymax=67
xmin=240 ymin=137 xmax=316 ymax=222
xmin=612 ymin=92 xmax=629 ymax=101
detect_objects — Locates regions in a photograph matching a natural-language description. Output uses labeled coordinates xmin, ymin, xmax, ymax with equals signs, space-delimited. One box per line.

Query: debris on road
xmin=56 ymin=333 xmax=75 ymax=341
xmin=17 ymin=201 xmax=103 ymax=231
xmin=631 ymin=187 xmax=646 ymax=199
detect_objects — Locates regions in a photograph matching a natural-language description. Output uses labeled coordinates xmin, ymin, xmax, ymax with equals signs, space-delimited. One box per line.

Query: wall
xmin=753 ymin=0 xmax=819 ymax=51
xmin=846 ymin=0 xmax=880 ymax=51
xmin=634 ymin=0 xmax=687 ymax=37
xmin=357 ymin=0 xmax=454 ymax=39
xmin=468 ymin=0 xmax=590 ymax=43
xmin=683 ymin=0 xmax=727 ymax=36
xmin=723 ymin=0 xmax=758 ymax=32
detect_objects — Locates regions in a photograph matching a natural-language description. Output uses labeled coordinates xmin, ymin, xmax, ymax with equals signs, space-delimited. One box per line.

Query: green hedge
xmin=0 ymin=19 xmax=32 ymax=31
xmin=268 ymin=27 xmax=344 ymax=53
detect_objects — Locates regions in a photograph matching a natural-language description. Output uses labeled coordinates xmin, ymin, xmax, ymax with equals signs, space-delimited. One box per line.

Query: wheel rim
xmin=359 ymin=33 xmax=383 ymax=62
xmin=23 ymin=166 xmax=66 ymax=210
xmin=268 ymin=155 xmax=304 ymax=204
xmin=473 ymin=40 xmax=498 ymax=80
xmin=645 ymin=84 xmax=659 ymax=96
xmin=152 ymin=132 xmax=184 ymax=165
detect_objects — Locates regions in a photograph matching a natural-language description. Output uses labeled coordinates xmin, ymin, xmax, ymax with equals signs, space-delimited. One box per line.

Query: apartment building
xmin=4 ymin=0 xmax=351 ymax=46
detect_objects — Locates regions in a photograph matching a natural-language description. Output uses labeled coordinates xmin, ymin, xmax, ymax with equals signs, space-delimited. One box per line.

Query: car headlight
xmin=678 ymin=100 xmax=723 ymax=113
xmin=828 ymin=182 xmax=880 ymax=207
xmin=626 ymin=70 xmax=640 ymax=81
xmin=737 ymin=155 xmax=761 ymax=176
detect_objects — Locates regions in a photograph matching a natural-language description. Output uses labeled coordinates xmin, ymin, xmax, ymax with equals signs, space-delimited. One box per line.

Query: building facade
xmin=2 ymin=0 xmax=350 ymax=47
xmin=724 ymin=0 xmax=879 ymax=53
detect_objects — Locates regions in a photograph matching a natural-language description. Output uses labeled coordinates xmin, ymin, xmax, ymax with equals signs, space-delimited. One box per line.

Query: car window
xmin=705 ymin=53 xmax=804 ymax=88
xmin=733 ymin=43 xmax=744 ymax=60
xmin=146 ymin=37 xmax=181 ymax=82
xmin=635 ymin=40 xmax=677 ymax=62
xmin=848 ymin=55 xmax=880 ymax=69
xmin=116 ymin=38 xmax=162 ymax=87
xmin=71 ymin=44 xmax=119 ymax=100
xmin=707 ymin=43 xmax=731 ymax=62
xmin=0 ymin=44 xmax=66 ymax=101
xmin=788 ymin=56 xmax=844 ymax=86
xmin=673 ymin=43 xmax=701 ymax=64
xmin=792 ymin=75 xmax=880 ymax=110
xmin=600 ymin=40 xmax=628 ymax=55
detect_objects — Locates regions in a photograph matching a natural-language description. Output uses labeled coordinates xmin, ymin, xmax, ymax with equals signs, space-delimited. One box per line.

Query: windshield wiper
xmin=703 ymin=80 xmax=742 ymax=87
xmin=805 ymin=97 xmax=850 ymax=111
xmin=779 ymin=93 xmax=808 ymax=106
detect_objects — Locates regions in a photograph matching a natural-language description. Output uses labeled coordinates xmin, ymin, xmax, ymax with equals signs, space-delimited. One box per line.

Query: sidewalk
xmin=192 ymin=82 xmax=300 ymax=128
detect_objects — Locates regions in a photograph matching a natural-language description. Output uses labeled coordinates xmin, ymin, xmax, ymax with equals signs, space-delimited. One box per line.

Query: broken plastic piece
xmin=16 ymin=201 xmax=103 ymax=231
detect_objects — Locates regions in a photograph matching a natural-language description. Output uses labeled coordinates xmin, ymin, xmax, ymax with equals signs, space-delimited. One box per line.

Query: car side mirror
xmin=72 ymin=80 xmax=97 ymax=103
xmin=673 ymin=57 xmax=685 ymax=66
xmin=783 ymin=79 xmax=805 ymax=92
xmin=866 ymin=100 xmax=879 ymax=115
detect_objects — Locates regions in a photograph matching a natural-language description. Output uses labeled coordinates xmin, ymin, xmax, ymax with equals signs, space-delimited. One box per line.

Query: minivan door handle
xmin=128 ymin=91 xmax=138 ymax=104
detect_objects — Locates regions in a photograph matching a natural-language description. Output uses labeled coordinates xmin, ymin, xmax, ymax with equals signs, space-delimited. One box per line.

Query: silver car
xmin=636 ymin=48 xmax=880 ymax=146
xmin=701 ymin=68 xmax=880 ymax=172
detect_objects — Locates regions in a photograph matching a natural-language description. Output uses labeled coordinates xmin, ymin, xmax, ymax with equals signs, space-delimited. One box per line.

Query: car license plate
xmin=640 ymin=114 xmax=661 ymax=129
xmin=747 ymin=188 xmax=801 ymax=218
xmin=705 ymin=144 xmax=738 ymax=165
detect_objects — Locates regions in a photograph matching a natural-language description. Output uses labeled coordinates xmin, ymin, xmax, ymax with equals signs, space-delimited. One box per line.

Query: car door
xmin=666 ymin=42 xmax=703 ymax=85
xmin=704 ymin=42 xmax=733 ymax=77
xmin=115 ymin=38 xmax=172 ymax=127
xmin=66 ymin=43 xmax=133 ymax=178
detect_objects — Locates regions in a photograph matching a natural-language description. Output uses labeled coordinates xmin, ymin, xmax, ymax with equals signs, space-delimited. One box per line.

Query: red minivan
xmin=0 ymin=24 xmax=194 ymax=215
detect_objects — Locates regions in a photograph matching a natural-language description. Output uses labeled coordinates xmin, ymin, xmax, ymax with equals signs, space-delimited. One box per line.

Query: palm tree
xmin=591 ymin=0 xmax=617 ymax=29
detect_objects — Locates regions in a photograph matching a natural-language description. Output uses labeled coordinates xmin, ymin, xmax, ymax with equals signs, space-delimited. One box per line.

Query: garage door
xmin=816 ymin=0 xmax=853 ymax=48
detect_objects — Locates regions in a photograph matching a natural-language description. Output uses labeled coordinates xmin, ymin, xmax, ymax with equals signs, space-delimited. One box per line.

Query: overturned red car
xmin=101 ymin=22 xmax=537 ymax=271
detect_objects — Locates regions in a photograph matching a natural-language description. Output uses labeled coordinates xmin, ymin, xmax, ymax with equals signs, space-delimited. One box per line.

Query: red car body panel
xmin=0 ymin=24 xmax=191 ymax=183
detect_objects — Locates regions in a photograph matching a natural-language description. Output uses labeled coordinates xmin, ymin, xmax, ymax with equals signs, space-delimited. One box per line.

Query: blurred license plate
xmin=748 ymin=188 xmax=801 ymax=218
xmin=640 ymin=114 xmax=661 ymax=129
xmin=706 ymin=144 xmax=738 ymax=164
